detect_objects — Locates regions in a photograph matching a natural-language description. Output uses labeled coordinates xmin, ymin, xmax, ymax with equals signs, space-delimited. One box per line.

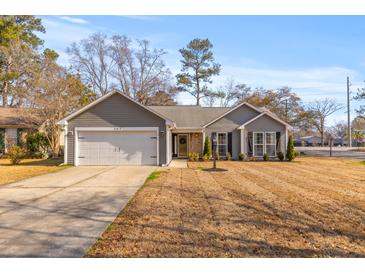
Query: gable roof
xmin=237 ymin=111 xmax=292 ymax=129
xmin=58 ymin=90 xmax=175 ymax=126
xmin=202 ymin=101 xmax=263 ymax=128
xmin=0 ymin=108 xmax=37 ymax=128
xmin=149 ymin=106 xmax=230 ymax=128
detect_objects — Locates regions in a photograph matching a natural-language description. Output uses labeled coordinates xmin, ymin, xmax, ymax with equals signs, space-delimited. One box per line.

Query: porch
xmin=169 ymin=129 xmax=286 ymax=160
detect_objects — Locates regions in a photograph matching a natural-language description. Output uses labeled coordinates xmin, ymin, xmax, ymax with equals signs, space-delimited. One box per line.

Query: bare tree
xmin=27 ymin=50 xmax=94 ymax=157
xmin=109 ymin=36 xmax=175 ymax=104
xmin=67 ymin=33 xmax=114 ymax=96
xmin=328 ymin=121 xmax=348 ymax=144
xmin=307 ymin=98 xmax=343 ymax=146
xmin=215 ymin=78 xmax=252 ymax=107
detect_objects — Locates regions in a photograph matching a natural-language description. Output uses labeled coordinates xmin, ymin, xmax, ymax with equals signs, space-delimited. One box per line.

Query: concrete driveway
xmin=0 ymin=165 xmax=155 ymax=257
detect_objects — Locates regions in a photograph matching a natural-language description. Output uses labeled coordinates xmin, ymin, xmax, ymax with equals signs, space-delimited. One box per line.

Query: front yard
xmin=0 ymin=158 xmax=70 ymax=185
xmin=87 ymin=157 xmax=365 ymax=258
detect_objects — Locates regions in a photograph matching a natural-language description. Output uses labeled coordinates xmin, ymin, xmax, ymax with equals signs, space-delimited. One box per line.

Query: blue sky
xmin=39 ymin=15 xmax=365 ymax=124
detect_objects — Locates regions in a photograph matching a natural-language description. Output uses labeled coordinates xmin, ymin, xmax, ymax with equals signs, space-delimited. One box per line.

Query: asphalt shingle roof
xmin=149 ymin=105 xmax=231 ymax=127
xmin=0 ymin=108 xmax=35 ymax=128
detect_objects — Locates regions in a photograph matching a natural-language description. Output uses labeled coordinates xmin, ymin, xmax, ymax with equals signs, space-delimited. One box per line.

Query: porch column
xmin=284 ymin=126 xmax=288 ymax=159
xmin=202 ymin=131 xmax=206 ymax=153
xmin=240 ymin=128 xmax=244 ymax=154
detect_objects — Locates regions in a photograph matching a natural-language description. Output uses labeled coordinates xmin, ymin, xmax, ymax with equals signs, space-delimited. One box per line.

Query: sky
xmin=38 ymin=15 xmax=365 ymax=124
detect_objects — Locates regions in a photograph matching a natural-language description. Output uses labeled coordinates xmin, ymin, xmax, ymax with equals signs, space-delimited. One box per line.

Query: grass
xmin=0 ymin=158 xmax=71 ymax=186
xmin=146 ymin=170 xmax=166 ymax=181
xmin=87 ymin=157 xmax=365 ymax=258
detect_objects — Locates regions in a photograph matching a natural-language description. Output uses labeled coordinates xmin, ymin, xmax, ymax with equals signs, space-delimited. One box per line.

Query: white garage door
xmin=77 ymin=130 xmax=158 ymax=166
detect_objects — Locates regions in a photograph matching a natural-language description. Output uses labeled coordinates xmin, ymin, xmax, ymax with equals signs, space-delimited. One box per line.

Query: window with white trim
xmin=253 ymin=132 xmax=264 ymax=157
xmin=253 ymin=132 xmax=277 ymax=157
xmin=265 ymin=132 xmax=276 ymax=157
xmin=217 ymin=132 xmax=228 ymax=157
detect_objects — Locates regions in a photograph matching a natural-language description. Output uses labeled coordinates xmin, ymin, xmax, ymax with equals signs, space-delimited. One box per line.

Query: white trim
xmin=240 ymin=128 xmax=244 ymax=154
xmin=253 ymin=132 xmax=264 ymax=157
xmin=63 ymin=121 xmax=68 ymax=165
xmin=73 ymin=126 xmax=159 ymax=166
xmin=238 ymin=112 xmax=292 ymax=129
xmin=265 ymin=131 xmax=277 ymax=157
xmin=202 ymin=102 xmax=263 ymax=128
xmin=58 ymin=90 xmax=175 ymax=126
xmin=252 ymin=131 xmax=277 ymax=157
xmin=166 ymin=126 xmax=172 ymax=165
xmin=217 ymin=132 xmax=228 ymax=157
xmin=285 ymin=126 xmax=288 ymax=159
xmin=177 ymin=134 xmax=189 ymax=158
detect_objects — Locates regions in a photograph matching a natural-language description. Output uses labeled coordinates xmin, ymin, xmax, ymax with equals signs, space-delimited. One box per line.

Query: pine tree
xmin=286 ymin=135 xmax=295 ymax=161
xmin=203 ymin=136 xmax=212 ymax=158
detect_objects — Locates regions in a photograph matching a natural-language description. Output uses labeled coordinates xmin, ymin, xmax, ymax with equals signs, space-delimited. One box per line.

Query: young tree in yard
xmin=176 ymin=38 xmax=221 ymax=106
xmin=0 ymin=16 xmax=45 ymax=106
xmin=28 ymin=49 xmax=95 ymax=157
xmin=67 ymin=33 xmax=114 ymax=96
xmin=286 ymin=135 xmax=295 ymax=161
xmin=306 ymin=98 xmax=343 ymax=146
xmin=203 ymin=136 xmax=212 ymax=158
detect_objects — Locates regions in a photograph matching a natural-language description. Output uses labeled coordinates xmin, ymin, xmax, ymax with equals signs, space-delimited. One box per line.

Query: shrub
xmin=263 ymin=153 xmax=269 ymax=161
xmin=239 ymin=153 xmax=245 ymax=161
xmin=26 ymin=132 xmax=49 ymax=157
xmin=226 ymin=152 xmax=232 ymax=161
xmin=250 ymin=156 xmax=256 ymax=161
xmin=295 ymin=151 xmax=301 ymax=157
xmin=202 ymin=154 xmax=210 ymax=161
xmin=277 ymin=151 xmax=284 ymax=161
xmin=8 ymin=145 xmax=26 ymax=165
xmin=286 ymin=135 xmax=295 ymax=161
xmin=203 ymin=136 xmax=212 ymax=158
xmin=188 ymin=152 xmax=199 ymax=161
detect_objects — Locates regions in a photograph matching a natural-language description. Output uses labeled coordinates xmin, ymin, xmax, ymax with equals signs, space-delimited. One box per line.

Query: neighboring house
xmin=58 ymin=91 xmax=291 ymax=166
xmin=0 ymin=108 xmax=35 ymax=153
xmin=295 ymin=135 xmax=323 ymax=146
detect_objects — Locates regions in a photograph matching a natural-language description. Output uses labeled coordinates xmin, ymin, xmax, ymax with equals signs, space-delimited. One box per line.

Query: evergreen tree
xmin=286 ymin=135 xmax=295 ymax=161
xmin=176 ymin=38 xmax=221 ymax=106
xmin=203 ymin=136 xmax=212 ymax=158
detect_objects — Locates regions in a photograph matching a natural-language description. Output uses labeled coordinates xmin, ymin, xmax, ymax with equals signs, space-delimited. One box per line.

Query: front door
xmin=178 ymin=134 xmax=188 ymax=158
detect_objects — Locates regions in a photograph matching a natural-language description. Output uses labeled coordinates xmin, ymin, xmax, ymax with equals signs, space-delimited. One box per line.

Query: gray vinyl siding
xmin=205 ymin=105 xmax=259 ymax=159
xmin=244 ymin=114 xmax=287 ymax=155
xmin=66 ymin=93 xmax=167 ymax=165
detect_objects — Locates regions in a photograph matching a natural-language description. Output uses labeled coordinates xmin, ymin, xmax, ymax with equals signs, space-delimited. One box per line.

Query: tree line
xmin=1 ymin=16 xmax=364 ymax=156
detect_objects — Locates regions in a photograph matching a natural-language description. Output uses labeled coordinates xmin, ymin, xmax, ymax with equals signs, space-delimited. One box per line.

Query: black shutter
xmin=276 ymin=132 xmax=281 ymax=152
xmin=211 ymin=132 xmax=217 ymax=155
xmin=228 ymin=132 xmax=232 ymax=155
xmin=247 ymin=132 xmax=253 ymax=156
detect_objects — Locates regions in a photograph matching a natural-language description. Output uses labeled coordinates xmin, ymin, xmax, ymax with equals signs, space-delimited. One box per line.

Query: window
xmin=253 ymin=132 xmax=264 ymax=157
xmin=265 ymin=132 xmax=276 ymax=157
xmin=217 ymin=132 xmax=227 ymax=157
xmin=252 ymin=132 xmax=277 ymax=157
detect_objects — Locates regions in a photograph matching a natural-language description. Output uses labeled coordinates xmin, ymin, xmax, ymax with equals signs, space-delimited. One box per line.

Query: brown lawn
xmin=87 ymin=157 xmax=365 ymax=258
xmin=0 ymin=158 xmax=70 ymax=185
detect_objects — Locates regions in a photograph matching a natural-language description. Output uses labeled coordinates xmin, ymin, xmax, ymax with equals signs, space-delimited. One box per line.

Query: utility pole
xmin=347 ymin=76 xmax=352 ymax=147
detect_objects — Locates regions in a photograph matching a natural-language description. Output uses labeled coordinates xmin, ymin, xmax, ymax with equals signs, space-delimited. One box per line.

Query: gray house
xmin=58 ymin=91 xmax=291 ymax=166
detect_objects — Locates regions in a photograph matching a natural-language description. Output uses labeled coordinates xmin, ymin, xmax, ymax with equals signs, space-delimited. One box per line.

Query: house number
xmin=113 ymin=127 xmax=123 ymax=131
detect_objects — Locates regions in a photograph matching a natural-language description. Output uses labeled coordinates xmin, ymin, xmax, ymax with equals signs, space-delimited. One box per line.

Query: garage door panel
xmin=77 ymin=131 xmax=157 ymax=166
